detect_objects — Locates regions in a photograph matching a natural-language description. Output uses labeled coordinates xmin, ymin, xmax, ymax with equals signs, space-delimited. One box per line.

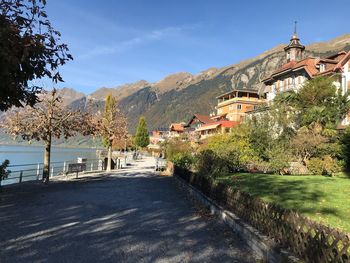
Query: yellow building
xmin=215 ymin=89 xmax=265 ymax=122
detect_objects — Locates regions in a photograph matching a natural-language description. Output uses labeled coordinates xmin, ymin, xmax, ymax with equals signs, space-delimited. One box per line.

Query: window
xmin=237 ymin=104 xmax=242 ymax=110
xmin=229 ymin=105 xmax=234 ymax=111
xmin=272 ymin=84 xmax=276 ymax=94
xmin=292 ymin=75 xmax=295 ymax=85
xmin=320 ymin=64 xmax=326 ymax=73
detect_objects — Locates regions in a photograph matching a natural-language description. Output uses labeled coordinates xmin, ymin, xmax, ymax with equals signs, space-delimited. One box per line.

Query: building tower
xmin=284 ymin=21 xmax=305 ymax=62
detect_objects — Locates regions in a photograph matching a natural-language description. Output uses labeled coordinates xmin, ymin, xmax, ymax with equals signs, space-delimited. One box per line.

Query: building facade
xmin=263 ymin=30 xmax=350 ymax=125
xmin=215 ymin=89 xmax=265 ymax=122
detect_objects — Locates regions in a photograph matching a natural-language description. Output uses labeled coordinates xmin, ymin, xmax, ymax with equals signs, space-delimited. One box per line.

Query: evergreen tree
xmin=134 ymin=117 xmax=150 ymax=148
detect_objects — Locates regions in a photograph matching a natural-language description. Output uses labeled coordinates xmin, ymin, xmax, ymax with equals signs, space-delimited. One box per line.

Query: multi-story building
xmin=263 ymin=30 xmax=350 ymax=125
xmin=215 ymin=89 xmax=265 ymax=122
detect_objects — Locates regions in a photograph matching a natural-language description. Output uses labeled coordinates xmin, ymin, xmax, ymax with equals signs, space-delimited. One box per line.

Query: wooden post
xmin=19 ymin=171 xmax=23 ymax=183
xmin=50 ymin=167 xmax=53 ymax=178
xmin=91 ymin=163 xmax=93 ymax=171
xmin=36 ymin=163 xmax=40 ymax=180
xmin=63 ymin=161 xmax=66 ymax=174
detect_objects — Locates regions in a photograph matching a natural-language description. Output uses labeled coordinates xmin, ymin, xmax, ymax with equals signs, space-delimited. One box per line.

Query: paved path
xmin=0 ymin=157 xmax=257 ymax=262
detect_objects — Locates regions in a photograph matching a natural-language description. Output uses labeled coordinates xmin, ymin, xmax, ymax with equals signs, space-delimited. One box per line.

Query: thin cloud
xmin=79 ymin=25 xmax=198 ymax=59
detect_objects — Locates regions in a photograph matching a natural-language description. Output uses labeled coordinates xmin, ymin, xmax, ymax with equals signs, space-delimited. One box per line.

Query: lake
xmin=0 ymin=145 xmax=101 ymax=185
xmin=0 ymin=145 xmax=99 ymax=165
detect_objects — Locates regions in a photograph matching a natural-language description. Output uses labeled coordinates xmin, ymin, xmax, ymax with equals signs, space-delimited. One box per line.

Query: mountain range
xmin=1 ymin=34 xmax=350 ymax=146
xmin=62 ymin=34 xmax=350 ymax=133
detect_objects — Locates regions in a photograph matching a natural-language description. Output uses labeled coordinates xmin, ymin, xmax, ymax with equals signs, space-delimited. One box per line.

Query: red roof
xmin=198 ymin=120 xmax=239 ymax=129
xmin=263 ymin=51 xmax=350 ymax=83
xmin=169 ymin=123 xmax=184 ymax=132
xmin=194 ymin=114 xmax=213 ymax=124
xmin=186 ymin=114 xmax=214 ymax=127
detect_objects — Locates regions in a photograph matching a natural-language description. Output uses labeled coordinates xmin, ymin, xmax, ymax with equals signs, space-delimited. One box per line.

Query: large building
xmin=215 ymin=89 xmax=265 ymax=122
xmin=263 ymin=29 xmax=350 ymax=125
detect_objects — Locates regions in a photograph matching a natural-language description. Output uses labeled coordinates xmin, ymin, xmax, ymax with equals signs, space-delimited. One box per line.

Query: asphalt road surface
xmin=0 ymin=157 xmax=257 ymax=262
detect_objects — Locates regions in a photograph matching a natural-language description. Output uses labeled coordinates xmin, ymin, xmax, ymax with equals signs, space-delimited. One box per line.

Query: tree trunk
xmin=107 ymin=142 xmax=112 ymax=172
xmin=43 ymin=135 xmax=51 ymax=184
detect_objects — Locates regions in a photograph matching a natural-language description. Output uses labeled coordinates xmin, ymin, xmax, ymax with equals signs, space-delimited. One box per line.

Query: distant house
xmin=262 ymin=29 xmax=350 ymax=125
xmin=149 ymin=127 xmax=169 ymax=144
xmin=185 ymin=114 xmax=214 ymax=130
xmin=169 ymin=123 xmax=185 ymax=137
xmin=195 ymin=120 xmax=239 ymax=139
xmin=215 ymin=89 xmax=265 ymax=123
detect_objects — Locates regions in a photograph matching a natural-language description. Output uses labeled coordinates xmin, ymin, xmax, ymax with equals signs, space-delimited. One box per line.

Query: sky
xmin=45 ymin=0 xmax=350 ymax=94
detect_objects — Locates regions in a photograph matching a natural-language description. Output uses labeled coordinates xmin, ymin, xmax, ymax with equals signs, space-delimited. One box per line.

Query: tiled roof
xmin=169 ymin=123 xmax=184 ymax=132
xmin=186 ymin=114 xmax=214 ymax=127
xmin=193 ymin=114 xmax=213 ymax=124
xmin=263 ymin=51 xmax=350 ymax=83
xmin=196 ymin=120 xmax=239 ymax=131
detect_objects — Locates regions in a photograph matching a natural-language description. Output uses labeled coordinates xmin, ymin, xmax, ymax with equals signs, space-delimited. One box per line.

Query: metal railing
xmin=0 ymin=154 xmax=133 ymax=187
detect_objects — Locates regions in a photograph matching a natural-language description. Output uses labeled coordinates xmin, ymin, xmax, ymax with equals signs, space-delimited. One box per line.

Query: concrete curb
xmin=174 ymin=175 xmax=303 ymax=263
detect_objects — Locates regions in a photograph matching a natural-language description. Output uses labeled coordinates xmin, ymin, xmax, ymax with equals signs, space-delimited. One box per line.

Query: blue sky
xmin=46 ymin=0 xmax=350 ymax=94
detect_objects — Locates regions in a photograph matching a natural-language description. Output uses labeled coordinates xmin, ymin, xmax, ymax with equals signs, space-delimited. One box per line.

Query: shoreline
xmin=0 ymin=143 xmax=103 ymax=150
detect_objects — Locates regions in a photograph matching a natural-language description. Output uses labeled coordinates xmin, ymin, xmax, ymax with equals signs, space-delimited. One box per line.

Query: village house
xmin=169 ymin=123 xmax=186 ymax=138
xmin=149 ymin=128 xmax=169 ymax=145
xmin=215 ymin=88 xmax=265 ymax=123
xmin=195 ymin=120 xmax=239 ymax=139
xmin=262 ymin=29 xmax=350 ymax=125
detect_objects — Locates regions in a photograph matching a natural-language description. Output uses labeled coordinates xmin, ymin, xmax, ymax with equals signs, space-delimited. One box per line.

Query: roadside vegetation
xmin=166 ymin=76 xmax=350 ymax=232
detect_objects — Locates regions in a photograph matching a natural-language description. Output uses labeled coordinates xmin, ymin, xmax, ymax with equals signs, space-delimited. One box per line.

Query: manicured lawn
xmin=217 ymin=173 xmax=350 ymax=233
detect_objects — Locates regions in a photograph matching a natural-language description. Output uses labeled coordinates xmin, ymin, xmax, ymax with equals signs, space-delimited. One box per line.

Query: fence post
xmin=19 ymin=170 xmax=23 ymax=183
xmin=63 ymin=161 xmax=66 ymax=174
xmin=36 ymin=163 xmax=40 ymax=180
xmin=91 ymin=163 xmax=93 ymax=171
xmin=51 ymin=167 xmax=53 ymax=178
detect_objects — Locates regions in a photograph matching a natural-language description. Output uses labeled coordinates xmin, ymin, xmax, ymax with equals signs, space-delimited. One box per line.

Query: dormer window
xmin=320 ymin=64 xmax=326 ymax=73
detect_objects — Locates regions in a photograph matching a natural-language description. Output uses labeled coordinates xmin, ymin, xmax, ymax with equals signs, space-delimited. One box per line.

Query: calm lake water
xmin=0 ymin=145 xmax=99 ymax=165
xmin=0 ymin=145 xmax=101 ymax=185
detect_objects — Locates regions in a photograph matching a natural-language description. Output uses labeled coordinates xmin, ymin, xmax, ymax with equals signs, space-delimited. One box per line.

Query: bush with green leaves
xmin=267 ymin=144 xmax=291 ymax=175
xmin=171 ymin=152 xmax=195 ymax=170
xmin=307 ymin=155 xmax=341 ymax=176
xmin=341 ymin=128 xmax=350 ymax=171
xmin=195 ymin=149 xmax=230 ymax=178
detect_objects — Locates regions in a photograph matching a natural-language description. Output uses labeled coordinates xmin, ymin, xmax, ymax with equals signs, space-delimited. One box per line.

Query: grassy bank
xmin=217 ymin=173 xmax=350 ymax=233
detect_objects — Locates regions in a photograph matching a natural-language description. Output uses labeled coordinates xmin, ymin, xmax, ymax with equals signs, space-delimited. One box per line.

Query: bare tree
xmin=2 ymin=89 xmax=93 ymax=183
xmin=91 ymin=94 xmax=128 ymax=171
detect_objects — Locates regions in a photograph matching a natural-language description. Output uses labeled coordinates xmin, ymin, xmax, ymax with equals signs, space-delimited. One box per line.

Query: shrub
xmin=195 ymin=150 xmax=230 ymax=178
xmin=171 ymin=152 xmax=194 ymax=170
xmin=341 ymin=128 xmax=350 ymax=171
xmin=307 ymin=157 xmax=324 ymax=175
xmin=267 ymin=144 xmax=291 ymax=175
xmin=307 ymin=155 xmax=341 ymax=176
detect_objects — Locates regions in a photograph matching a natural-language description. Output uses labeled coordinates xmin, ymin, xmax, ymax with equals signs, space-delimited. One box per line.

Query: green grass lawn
xmin=217 ymin=173 xmax=350 ymax=233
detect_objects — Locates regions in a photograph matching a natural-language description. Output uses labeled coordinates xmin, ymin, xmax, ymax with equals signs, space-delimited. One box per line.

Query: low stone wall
xmin=174 ymin=174 xmax=300 ymax=263
xmin=174 ymin=165 xmax=350 ymax=263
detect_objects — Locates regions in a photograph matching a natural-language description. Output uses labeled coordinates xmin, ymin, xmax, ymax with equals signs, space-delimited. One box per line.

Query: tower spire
xmin=284 ymin=21 xmax=305 ymax=62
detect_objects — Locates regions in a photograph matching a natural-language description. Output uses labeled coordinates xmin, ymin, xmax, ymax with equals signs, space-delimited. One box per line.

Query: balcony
xmin=217 ymin=97 xmax=263 ymax=107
